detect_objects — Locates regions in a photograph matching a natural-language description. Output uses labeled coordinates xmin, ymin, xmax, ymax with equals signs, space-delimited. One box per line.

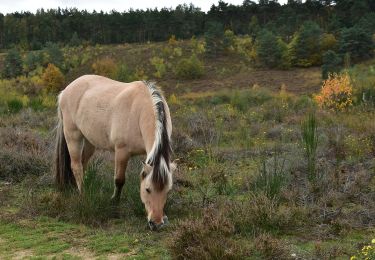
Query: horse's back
xmin=59 ymin=75 xmax=150 ymax=151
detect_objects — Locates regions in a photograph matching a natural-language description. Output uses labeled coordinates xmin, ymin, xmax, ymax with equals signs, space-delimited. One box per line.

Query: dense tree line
xmin=0 ymin=0 xmax=374 ymax=50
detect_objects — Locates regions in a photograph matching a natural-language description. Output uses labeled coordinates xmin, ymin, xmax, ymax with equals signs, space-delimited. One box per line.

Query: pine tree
xmin=256 ymin=29 xmax=283 ymax=68
xmin=204 ymin=21 xmax=224 ymax=58
xmin=2 ymin=48 xmax=23 ymax=78
xmin=339 ymin=26 xmax=374 ymax=62
xmin=290 ymin=21 xmax=323 ymax=67
xmin=44 ymin=42 xmax=64 ymax=69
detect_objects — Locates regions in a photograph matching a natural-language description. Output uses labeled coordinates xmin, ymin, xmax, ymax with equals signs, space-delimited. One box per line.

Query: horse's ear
xmin=141 ymin=160 xmax=152 ymax=178
xmin=141 ymin=170 xmax=148 ymax=180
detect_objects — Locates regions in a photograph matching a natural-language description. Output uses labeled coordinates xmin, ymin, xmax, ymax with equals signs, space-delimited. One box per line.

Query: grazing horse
xmin=55 ymin=75 xmax=175 ymax=230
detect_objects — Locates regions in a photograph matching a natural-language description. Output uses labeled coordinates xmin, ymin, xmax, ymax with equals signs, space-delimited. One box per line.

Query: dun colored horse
xmin=55 ymin=75 xmax=175 ymax=230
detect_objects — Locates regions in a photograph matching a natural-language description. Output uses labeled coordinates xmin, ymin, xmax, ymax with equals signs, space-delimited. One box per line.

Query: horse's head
xmin=140 ymin=161 xmax=176 ymax=231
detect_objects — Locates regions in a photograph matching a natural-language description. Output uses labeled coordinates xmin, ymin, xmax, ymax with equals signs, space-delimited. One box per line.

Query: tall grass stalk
xmin=253 ymin=151 xmax=286 ymax=199
xmin=301 ymin=112 xmax=318 ymax=181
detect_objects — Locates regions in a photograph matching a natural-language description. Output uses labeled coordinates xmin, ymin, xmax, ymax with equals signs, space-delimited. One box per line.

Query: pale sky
xmin=0 ymin=0 xmax=288 ymax=14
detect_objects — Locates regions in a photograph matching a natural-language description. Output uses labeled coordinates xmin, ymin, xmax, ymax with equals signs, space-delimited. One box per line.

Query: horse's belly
xmin=76 ymin=110 xmax=114 ymax=150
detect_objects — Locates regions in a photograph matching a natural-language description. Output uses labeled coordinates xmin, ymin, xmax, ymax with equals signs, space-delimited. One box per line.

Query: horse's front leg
xmin=111 ymin=147 xmax=130 ymax=202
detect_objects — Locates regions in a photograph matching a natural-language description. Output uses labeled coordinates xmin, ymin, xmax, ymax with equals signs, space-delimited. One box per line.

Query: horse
xmin=55 ymin=75 xmax=175 ymax=230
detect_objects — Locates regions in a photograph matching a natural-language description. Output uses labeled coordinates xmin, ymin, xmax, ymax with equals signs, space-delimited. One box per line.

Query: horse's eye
xmin=146 ymin=188 xmax=151 ymax=194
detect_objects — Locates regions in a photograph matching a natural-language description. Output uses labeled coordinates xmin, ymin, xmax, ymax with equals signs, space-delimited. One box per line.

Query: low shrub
xmin=175 ymin=54 xmax=204 ymax=80
xmin=0 ymin=128 xmax=50 ymax=182
xmin=349 ymin=64 xmax=375 ymax=105
xmin=314 ymin=72 xmax=353 ymax=111
xmin=254 ymin=233 xmax=292 ymax=260
xmin=7 ymin=98 xmax=24 ymax=114
xmin=229 ymin=193 xmax=306 ymax=235
xmin=92 ymin=57 xmax=117 ymax=78
xmin=252 ymin=154 xmax=288 ymax=199
xmin=350 ymin=239 xmax=375 ymax=260
xmin=168 ymin=207 xmax=247 ymax=259
xmin=150 ymin=56 xmax=166 ymax=78
xmin=23 ymin=157 xmax=120 ymax=226
xmin=230 ymin=87 xmax=272 ymax=112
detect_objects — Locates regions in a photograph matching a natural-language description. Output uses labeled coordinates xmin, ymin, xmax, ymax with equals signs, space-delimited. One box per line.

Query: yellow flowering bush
xmin=314 ymin=72 xmax=353 ymax=111
xmin=351 ymin=239 xmax=375 ymax=260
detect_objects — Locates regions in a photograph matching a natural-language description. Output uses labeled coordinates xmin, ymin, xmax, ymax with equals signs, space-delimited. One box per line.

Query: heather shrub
xmin=168 ymin=207 xmax=247 ymax=259
xmin=229 ymin=193 xmax=304 ymax=235
xmin=254 ymin=233 xmax=292 ymax=260
xmin=175 ymin=55 xmax=204 ymax=80
xmin=314 ymin=72 xmax=353 ymax=111
xmin=0 ymin=128 xmax=50 ymax=182
xmin=41 ymin=63 xmax=65 ymax=93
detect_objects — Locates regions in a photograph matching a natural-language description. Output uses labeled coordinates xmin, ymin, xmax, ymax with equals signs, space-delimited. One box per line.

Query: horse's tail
xmin=55 ymin=101 xmax=75 ymax=189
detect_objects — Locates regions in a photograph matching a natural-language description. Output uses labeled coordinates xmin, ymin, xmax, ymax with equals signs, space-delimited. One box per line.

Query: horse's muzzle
xmin=148 ymin=216 xmax=169 ymax=231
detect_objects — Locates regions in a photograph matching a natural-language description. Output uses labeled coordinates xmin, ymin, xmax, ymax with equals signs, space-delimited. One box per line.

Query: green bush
xmin=175 ymin=55 xmax=204 ymax=80
xmin=7 ymin=98 xmax=23 ymax=113
xmin=114 ymin=63 xmax=135 ymax=82
xmin=349 ymin=64 xmax=375 ymax=105
xmin=230 ymin=88 xmax=272 ymax=112
xmin=23 ymin=51 xmax=43 ymax=75
xmin=322 ymin=50 xmax=342 ymax=79
xmin=150 ymin=56 xmax=166 ymax=78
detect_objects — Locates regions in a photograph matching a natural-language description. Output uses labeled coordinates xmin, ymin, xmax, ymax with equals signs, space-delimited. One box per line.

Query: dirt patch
xmin=161 ymin=67 xmax=321 ymax=95
xmin=64 ymin=247 xmax=97 ymax=259
xmin=64 ymin=248 xmax=137 ymax=259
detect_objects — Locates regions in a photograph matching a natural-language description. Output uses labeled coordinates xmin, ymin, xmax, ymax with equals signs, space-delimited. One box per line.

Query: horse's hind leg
xmin=64 ymin=127 xmax=85 ymax=193
xmin=82 ymin=138 xmax=95 ymax=172
xmin=111 ymin=147 xmax=130 ymax=202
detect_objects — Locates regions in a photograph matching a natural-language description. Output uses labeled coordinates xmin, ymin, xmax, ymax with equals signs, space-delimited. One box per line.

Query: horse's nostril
xmin=148 ymin=220 xmax=156 ymax=230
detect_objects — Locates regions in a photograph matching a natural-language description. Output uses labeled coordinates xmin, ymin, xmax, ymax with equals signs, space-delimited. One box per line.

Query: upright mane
xmin=144 ymin=81 xmax=172 ymax=191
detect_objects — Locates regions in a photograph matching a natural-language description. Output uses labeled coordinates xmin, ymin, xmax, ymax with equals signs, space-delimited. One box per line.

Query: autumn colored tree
xmin=41 ymin=63 xmax=65 ymax=93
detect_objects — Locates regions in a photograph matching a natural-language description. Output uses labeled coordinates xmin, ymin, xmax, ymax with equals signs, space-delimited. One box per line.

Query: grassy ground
xmin=0 ymin=40 xmax=374 ymax=259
